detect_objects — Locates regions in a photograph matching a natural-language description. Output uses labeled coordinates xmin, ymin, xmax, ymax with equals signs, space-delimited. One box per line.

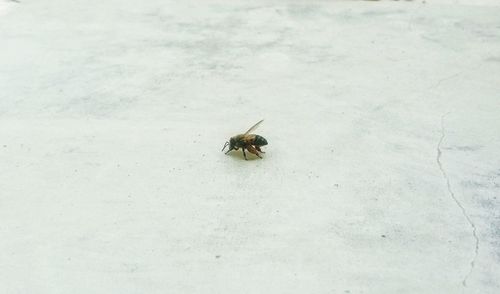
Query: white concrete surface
xmin=1 ymin=0 xmax=499 ymax=293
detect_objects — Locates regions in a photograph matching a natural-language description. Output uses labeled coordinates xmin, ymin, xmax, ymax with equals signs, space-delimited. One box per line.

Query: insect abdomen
xmin=254 ymin=135 xmax=268 ymax=146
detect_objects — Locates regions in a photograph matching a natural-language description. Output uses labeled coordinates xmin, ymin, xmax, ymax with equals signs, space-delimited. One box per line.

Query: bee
xmin=221 ymin=119 xmax=268 ymax=160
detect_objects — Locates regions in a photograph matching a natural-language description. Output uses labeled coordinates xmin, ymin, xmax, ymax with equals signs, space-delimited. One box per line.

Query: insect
xmin=221 ymin=119 xmax=268 ymax=160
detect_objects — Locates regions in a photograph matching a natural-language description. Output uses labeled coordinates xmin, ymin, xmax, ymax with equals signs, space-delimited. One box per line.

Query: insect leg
xmin=242 ymin=148 xmax=247 ymax=160
xmin=247 ymin=145 xmax=262 ymax=159
xmin=255 ymin=146 xmax=265 ymax=153
xmin=225 ymin=147 xmax=234 ymax=154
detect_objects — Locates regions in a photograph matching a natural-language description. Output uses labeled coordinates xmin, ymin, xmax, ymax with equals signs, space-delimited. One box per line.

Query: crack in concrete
xmin=429 ymin=72 xmax=462 ymax=91
xmin=437 ymin=113 xmax=479 ymax=289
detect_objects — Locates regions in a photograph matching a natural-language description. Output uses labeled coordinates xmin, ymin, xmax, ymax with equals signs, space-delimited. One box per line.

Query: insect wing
xmin=244 ymin=119 xmax=264 ymax=135
xmin=241 ymin=134 xmax=256 ymax=144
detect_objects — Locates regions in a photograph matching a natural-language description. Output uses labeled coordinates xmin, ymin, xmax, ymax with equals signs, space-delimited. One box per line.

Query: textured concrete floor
xmin=1 ymin=0 xmax=499 ymax=293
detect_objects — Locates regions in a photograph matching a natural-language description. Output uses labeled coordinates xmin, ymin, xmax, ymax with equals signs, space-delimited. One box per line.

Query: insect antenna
xmin=221 ymin=141 xmax=229 ymax=152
